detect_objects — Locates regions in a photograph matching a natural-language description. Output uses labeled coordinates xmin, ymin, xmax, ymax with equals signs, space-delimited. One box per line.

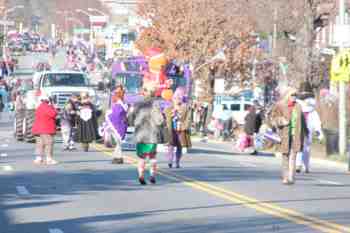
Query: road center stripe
xmin=1 ymin=153 xmax=8 ymax=157
xmin=95 ymin=144 xmax=350 ymax=233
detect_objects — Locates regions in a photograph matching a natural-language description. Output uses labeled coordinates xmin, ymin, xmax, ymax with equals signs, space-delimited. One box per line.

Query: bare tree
xmin=251 ymin=0 xmax=336 ymax=89
xmin=136 ymin=0 xmax=258 ymax=101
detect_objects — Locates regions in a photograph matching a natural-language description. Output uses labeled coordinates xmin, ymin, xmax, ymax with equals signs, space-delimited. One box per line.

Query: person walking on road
xmin=129 ymin=84 xmax=165 ymax=185
xmin=106 ymin=85 xmax=128 ymax=164
xmin=244 ymin=105 xmax=257 ymax=153
xmin=61 ymin=95 xmax=79 ymax=151
xmin=296 ymin=82 xmax=323 ymax=173
xmin=165 ymin=87 xmax=192 ymax=169
xmin=32 ymin=93 xmax=58 ymax=165
xmin=270 ymin=87 xmax=307 ymax=185
xmin=76 ymin=92 xmax=99 ymax=152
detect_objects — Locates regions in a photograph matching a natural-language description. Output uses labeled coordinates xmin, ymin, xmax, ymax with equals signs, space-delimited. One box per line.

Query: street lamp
xmin=2 ymin=5 xmax=24 ymax=65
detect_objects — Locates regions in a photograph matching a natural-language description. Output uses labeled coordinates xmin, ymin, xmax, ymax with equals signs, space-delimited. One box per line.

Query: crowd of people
xmin=30 ymin=83 xmax=193 ymax=185
xmin=30 ymin=78 xmax=326 ymax=186
xmin=32 ymin=91 xmax=100 ymax=165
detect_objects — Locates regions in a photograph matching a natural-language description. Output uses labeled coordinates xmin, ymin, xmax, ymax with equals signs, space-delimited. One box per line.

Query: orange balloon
xmin=161 ymin=89 xmax=173 ymax=101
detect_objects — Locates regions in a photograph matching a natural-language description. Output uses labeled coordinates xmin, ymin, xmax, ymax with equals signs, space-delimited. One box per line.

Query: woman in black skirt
xmin=76 ymin=92 xmax=99 ymax=152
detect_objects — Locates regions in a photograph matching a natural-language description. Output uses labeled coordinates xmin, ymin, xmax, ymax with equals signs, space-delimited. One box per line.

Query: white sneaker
xmin=46 ymin=158 xmax=58 ymax=165
xmin=33 ymin=156 xmax=43 ymax=164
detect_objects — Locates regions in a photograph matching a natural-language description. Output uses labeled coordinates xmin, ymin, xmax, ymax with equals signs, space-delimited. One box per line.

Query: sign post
xmin=331 ymin=0 xmax=349 ymax=170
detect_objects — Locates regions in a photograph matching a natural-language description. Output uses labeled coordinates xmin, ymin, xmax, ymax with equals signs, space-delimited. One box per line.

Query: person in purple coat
xmin=106 ymin=85 xmax=128 ymax=164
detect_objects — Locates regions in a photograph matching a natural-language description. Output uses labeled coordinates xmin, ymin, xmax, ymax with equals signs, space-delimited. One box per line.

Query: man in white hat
xmin=32 ymin=92 xmax=58 ymax=165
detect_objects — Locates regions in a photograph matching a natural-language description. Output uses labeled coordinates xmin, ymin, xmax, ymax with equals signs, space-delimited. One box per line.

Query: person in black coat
xmin=244 ymin=106 xmax=257 ymax=136
xmin=76 ymin=92 xmax=99 ymax=152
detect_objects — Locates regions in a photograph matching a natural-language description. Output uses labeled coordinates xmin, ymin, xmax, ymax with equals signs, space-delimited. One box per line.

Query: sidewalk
xmin=191 ymin=136 xmax=349 ymax=170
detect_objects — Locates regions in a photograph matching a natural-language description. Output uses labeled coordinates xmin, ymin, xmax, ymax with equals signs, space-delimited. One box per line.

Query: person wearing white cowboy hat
xmin=32 ymin=91 xmax=58 ymax=165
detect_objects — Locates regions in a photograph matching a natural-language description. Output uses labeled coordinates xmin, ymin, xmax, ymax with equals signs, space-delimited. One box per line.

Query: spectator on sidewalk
xmin=32 ymin=93 xmax=58 ymax=165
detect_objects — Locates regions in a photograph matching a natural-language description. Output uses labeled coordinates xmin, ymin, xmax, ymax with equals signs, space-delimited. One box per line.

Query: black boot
xmin=139 ymin=177 xmax=147 ymax=185
xmin=150 ymin=176 xmax=156 ymax=184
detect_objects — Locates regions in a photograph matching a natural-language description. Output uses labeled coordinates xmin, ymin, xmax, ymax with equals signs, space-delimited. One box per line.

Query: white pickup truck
xmin=14 ymin=70 xmax=101 ymax=142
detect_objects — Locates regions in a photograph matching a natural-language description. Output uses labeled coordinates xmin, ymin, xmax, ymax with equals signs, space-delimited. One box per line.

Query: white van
xmin=213 ymin=95 xmax=253 ymax=125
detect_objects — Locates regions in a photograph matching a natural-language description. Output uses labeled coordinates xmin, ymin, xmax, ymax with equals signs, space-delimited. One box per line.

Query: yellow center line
xmin=94 ymin=144 xmax=350 ymax=233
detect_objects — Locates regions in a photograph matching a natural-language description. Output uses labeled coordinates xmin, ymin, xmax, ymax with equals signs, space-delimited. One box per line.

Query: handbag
xmin=264 ymin=130 xmax=281 ymax=144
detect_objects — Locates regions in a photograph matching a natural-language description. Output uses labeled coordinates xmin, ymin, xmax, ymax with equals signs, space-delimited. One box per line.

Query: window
xmin=43 ymin=73 xmax=88 ymax=87
xmin=230 ymin=104 xmax=240 ymax=111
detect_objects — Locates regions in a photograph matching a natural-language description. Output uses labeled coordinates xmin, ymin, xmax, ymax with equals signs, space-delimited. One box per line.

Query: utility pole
xmin=337 ymin=0 xmax=348 ymax=167
xmin=272 ymin=7 xmax=278 ymax=58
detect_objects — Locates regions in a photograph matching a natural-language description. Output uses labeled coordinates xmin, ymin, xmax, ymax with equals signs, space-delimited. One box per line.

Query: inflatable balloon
xmin=149 ymin=54 xmax=167 ymax=73
xmin=145 ymin=47 xmax=163 ymax=57
xmin=161 ymin=89 xmax=173 ymax=101
xmin=145 ymin=48 xmax=167 ymax=73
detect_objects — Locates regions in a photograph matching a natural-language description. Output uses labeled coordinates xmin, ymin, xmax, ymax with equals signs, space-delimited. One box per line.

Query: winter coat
xmin=244 ymin=111 xmax=257 ymax=135
xmin=76 ymin=102 xmax=99 ymax=143
xmin=106 ymin=101 xmax=128 ymax=140
xmin=164 ymin=104 xmax=192 ymax=148
xmin=130 ymin=98 xmax=165 ymax=144
xmin=32 ymin=102 xmax=57 ymax=135
xmin=269 ymin=101 xmax=307 ymax=155
xmin=61 ymin=100 xmax=78 ymax=128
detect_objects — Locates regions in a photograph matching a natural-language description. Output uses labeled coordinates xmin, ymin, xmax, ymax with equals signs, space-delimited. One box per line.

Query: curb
xmin=192 ymin=137 xmax=349 ymax=170
xmin=269 ymin=152 xmax=348 ymax=170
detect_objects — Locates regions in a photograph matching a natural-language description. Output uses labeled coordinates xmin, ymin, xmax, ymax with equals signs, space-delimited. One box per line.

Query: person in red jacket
xmin=32 ymin=93 xmax=58 ymax=165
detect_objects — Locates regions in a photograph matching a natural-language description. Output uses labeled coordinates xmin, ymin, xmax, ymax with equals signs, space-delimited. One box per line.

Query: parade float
xmin=101 ymin=47 xmax=192 ymax=149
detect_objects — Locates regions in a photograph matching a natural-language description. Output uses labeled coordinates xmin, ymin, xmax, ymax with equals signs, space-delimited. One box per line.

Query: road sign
xmin=73 ymin=28 xmax=90 ymax=34
xmin=0 ymin=20 xmax=15 ymax=26
xmin=330 ymin=48 xmax=350 ymax=82
xmin=331 ymin=24 xmax=350 ymax=47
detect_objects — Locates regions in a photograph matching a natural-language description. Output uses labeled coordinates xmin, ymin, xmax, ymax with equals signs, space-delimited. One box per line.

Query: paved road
xmin=0 ymin=111 xmax=350 ymax=233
